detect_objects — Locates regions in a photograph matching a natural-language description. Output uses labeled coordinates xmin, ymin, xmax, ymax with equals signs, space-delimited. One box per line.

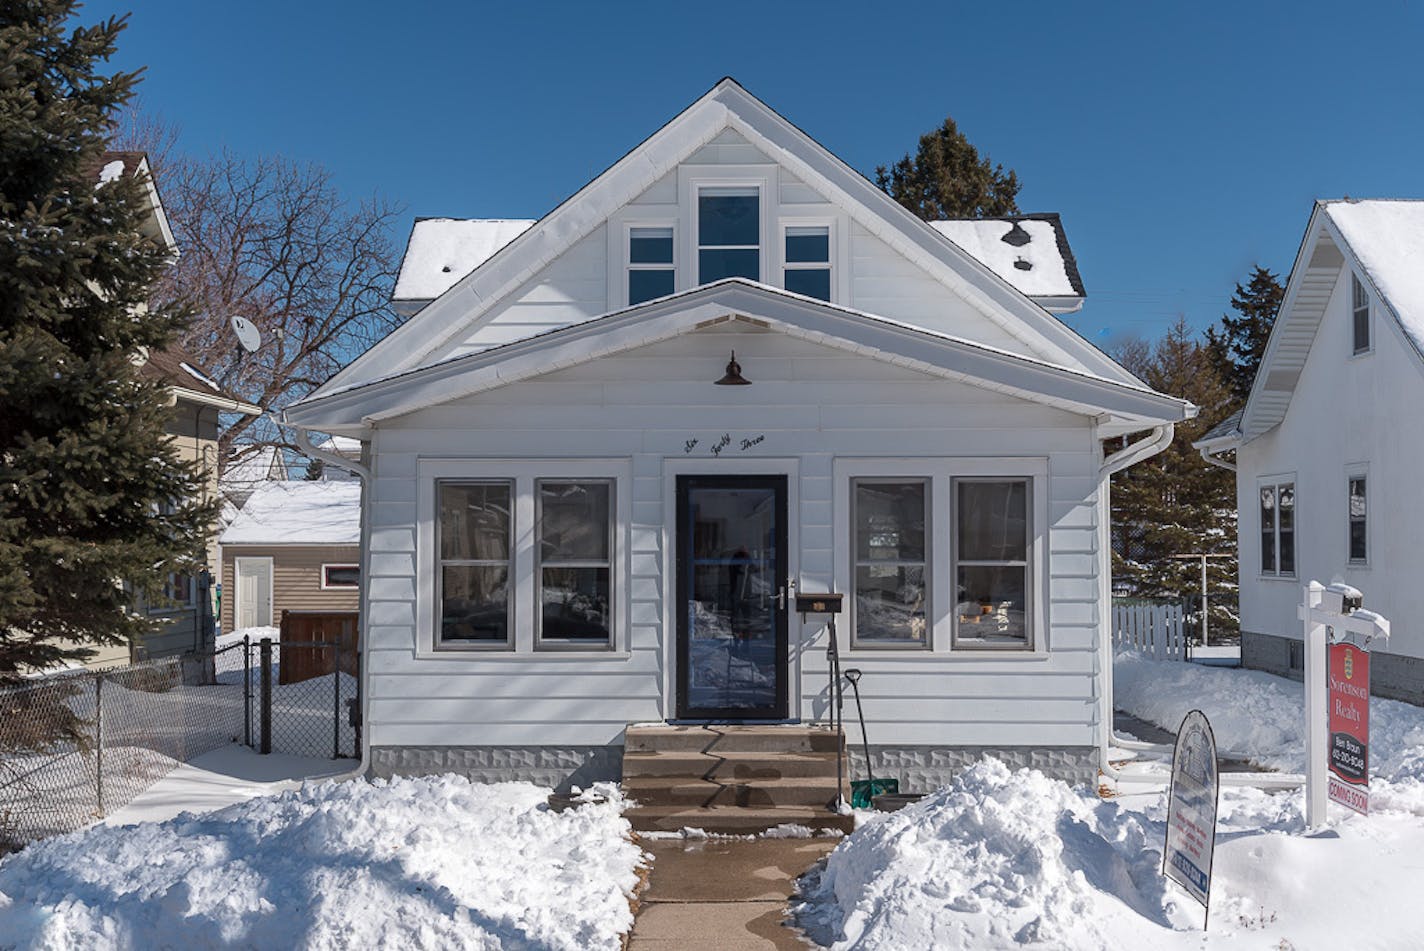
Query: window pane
xmin=539 ymin=481 xmax=610 ymax=561
xmin=855 ymin=565 xmax=925 ymax=643
xmin=629 ymin=269 xmax=674 ymax=306
xmin=1354 ymin=307 xmax=1370 ymax=353
xmin=855 ymin=482 xmax=925 ymax=562
xmin=440 ymin=565 xmax=508 ymax=642
xmin=956 ymin=565 xmax=1028 ymax=645
xmin=1278 ymin=485 xmax=1295 ymax=573
xmin=699 ymin=191 xmax=759 ymax=246
xmin=630 ymin=227 xmax=673 ymax=264
xmin=784 ymin=268 xmax=831 ymax=301
xmin=1349 ymin=477 xmax=1366 ymax=561
xmin=785 ymin=227 xmax=829 ymax=263
xmin=324 ymin=565 xmax=359 ymax=587
xmin=439 ymin=483 xmax=511 ymax=560
xmin=1349 ymin=478 xmax=1366 ymax=519
xmin=700 ymin=248 xmax=759 ymax=282
xmin=541 ymin=567 xmax=610 ymax=641
xmin=958 ymin=481 xmax=1028 ymax=561
xmin=1260 ymin=485 xmax=1276 ymax=573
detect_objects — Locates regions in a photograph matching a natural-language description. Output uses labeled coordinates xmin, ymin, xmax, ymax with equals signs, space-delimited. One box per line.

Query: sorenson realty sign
xmin=1327 ymin=640 xmax=1371 ymax=815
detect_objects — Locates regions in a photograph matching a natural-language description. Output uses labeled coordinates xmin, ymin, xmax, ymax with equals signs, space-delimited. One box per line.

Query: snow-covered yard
xmin=0 ymin=775 xmax=643 ymax=950
xmin=796 ymin=652 xmax=1424 ymax=949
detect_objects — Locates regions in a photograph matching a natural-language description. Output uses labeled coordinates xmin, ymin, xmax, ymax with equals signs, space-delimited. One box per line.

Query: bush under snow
xmin=0 ymin=775 xmax=643 ymax=950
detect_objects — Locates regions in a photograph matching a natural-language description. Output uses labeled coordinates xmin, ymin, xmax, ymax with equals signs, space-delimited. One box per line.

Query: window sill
xmin=420 ymin=649 xmax=633 ymax=662
xmin=837 ymin=647 xmax=1048 ymax=660
xmin=1257 ymin=574 xmax=1298 ymax=582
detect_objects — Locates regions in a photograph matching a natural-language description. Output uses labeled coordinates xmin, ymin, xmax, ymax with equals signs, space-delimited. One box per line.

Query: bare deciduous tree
xmin=152 ymin=150 xmax=403 ymax=460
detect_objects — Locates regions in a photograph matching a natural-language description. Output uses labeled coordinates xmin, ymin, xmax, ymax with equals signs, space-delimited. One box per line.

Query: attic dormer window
xmin=1351 ymin=273 xmax=1371 ymax=354
xmin=628 ymin=226 xmax=674 ymax=306
xmin=698 ymin=187 xmax=759 ymax=283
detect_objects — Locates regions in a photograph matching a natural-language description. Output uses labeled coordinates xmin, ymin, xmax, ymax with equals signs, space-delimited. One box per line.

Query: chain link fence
xmin=1 ymin=633 xmax=357 ymax=853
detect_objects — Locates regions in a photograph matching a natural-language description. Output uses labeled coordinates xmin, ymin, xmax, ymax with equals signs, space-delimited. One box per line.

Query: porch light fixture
xmin=714 ymin=351 xmax=751 ymax=386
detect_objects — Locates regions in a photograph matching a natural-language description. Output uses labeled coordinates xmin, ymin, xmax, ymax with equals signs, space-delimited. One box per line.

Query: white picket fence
xmin=1112 ymin=602 xmax=1188 ymax=661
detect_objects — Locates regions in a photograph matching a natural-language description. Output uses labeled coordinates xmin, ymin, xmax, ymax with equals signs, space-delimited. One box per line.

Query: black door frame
xmin=674 ymin=474 xmax=790 ymax=720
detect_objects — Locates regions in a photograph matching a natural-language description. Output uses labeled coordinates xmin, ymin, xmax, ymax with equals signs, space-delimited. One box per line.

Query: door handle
xmin=778 ymin=586 xmax=786 ymax=610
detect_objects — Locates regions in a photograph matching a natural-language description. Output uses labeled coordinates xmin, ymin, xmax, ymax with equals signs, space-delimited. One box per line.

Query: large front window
xmin=851 ymin=480 xmax=927 ymax=647
xmin=698 ymin=187 xmax=759 ymax=283
xmin=537 ymin=480 xmax=612 ymax=647
xmin=954 ymin=480 xmax=1030 ymax=649
xmin=438 ymin=481 xmax=512 ymax=647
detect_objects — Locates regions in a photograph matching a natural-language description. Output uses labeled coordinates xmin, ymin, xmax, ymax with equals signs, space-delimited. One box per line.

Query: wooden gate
xmin=278 ymin=611 xmax=359 ymax=684
xmin=1112 ymin=601 xmax=1187 ymax=661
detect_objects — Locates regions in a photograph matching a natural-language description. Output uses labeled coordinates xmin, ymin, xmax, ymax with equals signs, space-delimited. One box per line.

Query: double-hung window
xmin=1260 ymin=481 xmax=1295 ymax=576
xmin=537 ymin=480 xmax=613 ymax=648
xmin=851 ymin=480 xmax=927 ymax=647
xmin=783 ymin=226 xmax=831 ymax=301
xmin=1352 ymin=274 xmax=1371 ymax=355
xmin=954 ymin=480 xmax=1031 ymax=648
xmin=437 ymin=481 xmax=513 ymax=647
xmin=628 ymin=227 xmax=674 ymax=306
xmin=1348 ymin=474 xmax=1367 ymax=564
xmin=698 ymin=187 xmax=759 ymax=283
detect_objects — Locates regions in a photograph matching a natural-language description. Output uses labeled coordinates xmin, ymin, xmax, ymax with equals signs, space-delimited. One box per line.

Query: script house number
xmin=683 ymin=433 xmax=766 ymax=456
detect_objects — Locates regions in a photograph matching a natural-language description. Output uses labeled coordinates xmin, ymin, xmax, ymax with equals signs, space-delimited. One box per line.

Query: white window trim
xmin=415 ymin=458 xmax=632 ymax=660
xmin=779 ymin=216 xmax=845 ymax=304
xmin=1346 ymin=463 xmax=1369 ymax=568
xmin=1350 ymin=273 xmax=1373 ymax=357
xmin=680 ymin=167 xmax=776 ymax=289
xmin=321 ymin=563 xmax=361 ymax=590
xmin=608 ymin=217 xmax=678 ymax=310
xmin=1257 ymin=474 xmax=1298 ymax=580
xmin=832 ymin=457 xmax=1049 ymax=657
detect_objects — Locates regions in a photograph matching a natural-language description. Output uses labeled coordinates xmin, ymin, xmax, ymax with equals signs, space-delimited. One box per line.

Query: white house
xmin=284 ymin=80 xmax=1190 ymax=803
xmin=1196 ymin=199 xmax=1424 ymax=702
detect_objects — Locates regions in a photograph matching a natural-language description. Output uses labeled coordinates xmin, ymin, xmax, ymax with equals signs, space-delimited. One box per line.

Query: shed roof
xmin=220 ymin=481 xmax=362 ymax=546
xmin=928 ymin=215 xmax=1085 ymax=301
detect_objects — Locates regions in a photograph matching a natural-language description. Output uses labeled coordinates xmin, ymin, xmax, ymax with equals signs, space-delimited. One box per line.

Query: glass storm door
xmin=676 ymin=475 xmax=789 ymax=720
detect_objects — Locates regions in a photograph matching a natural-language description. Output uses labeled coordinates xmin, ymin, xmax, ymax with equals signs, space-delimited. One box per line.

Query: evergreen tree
xmin=1205 ymin=265 xmax=1284 ymax=405
xmin=876 ymin=115 xmax=1021 ymax=219
xmin=1112 ymin=318 xmax=1239 ymax=637
xmin=0 ymin=1 xmax=213 ymax=677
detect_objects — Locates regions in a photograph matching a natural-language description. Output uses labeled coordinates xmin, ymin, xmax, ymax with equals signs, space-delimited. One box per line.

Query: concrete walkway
xmin=630 ymin=836 xmax=837 ymax=949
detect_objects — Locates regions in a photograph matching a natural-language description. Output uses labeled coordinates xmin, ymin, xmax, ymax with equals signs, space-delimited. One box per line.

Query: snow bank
xmin=1114 ymin=651 xmax=1424 ymax=789
xmin=798 ymin=759 xmax=1178 ymax=949
xmin=0 ymin=776 xmax=642 ymax=950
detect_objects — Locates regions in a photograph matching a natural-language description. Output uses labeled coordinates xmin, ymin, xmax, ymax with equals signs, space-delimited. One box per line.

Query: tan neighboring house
xmin=83 ymin=152 xmax=262 ymax=667
xmin=219 ymin=481 xmax=362 ymax=633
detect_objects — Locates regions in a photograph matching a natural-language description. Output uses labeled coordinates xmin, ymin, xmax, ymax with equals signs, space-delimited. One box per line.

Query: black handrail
xmin=826 ymin=615 xmax=845 ymax=810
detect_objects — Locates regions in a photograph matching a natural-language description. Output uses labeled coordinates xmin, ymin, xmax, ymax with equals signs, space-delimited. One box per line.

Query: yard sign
xmin=1163 ymin=709 xmax=1219 ymax=927
xmin=1327 ymin=640 xmax=1371 ymax=816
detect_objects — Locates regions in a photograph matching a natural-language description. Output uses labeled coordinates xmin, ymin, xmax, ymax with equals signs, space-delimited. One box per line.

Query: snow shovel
xmin=843 ymin=668 xmax=899 ymax=808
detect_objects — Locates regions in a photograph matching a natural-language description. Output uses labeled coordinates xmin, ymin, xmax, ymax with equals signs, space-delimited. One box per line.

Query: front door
xmin=676 ymin=475 xmax=789 ymax=720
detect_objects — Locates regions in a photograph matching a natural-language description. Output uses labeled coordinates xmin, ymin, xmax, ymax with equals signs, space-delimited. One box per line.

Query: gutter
xmin=167 ymin=385 xmax=262 ymax=416
xmin=1198 ymin=444 xmax=1237 ymax=473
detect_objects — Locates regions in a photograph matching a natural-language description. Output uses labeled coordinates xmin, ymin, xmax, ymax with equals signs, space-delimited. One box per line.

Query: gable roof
xmin=220 ymin=480 xmax=361 ymax=546
xmin=88 ymin=150 xmax=176 ymax=253
xmin=928 ymin=215 xmax=1085 ymax=307
xmin=393 ymin=218 xmax=536 ymax=313
xmin=312 ymin=78 xmax=1138 ymax=400
xmin=139 ymin=346 xmax=260 ymax=414
xmin=1231 ymin=199 xmax=1424 ymax=443
xmin=286 ymin=279 xmax=1189 ymax=434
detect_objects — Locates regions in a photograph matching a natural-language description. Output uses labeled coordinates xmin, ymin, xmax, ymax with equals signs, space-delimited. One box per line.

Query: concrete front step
xmin=625 ymin=724 xmax=842 ymax=754
xmin=625 ymin=775 xmax=842 ymax=809
xmin=623 ymin=749 xmax=841 ymax=780
xmin=625 ymin=804 xmax=855 ymax=835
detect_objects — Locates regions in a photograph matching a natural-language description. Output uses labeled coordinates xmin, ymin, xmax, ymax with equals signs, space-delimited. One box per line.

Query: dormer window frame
xmin=1351 ymin=272 xmax=1372 ymax=356
xmin=679 ymin=167 xmax=776 ymax=290
xmin=779 ymin=215 xmax=847 ymax=305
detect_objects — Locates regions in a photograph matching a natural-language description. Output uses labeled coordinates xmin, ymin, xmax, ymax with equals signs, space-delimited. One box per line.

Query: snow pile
xmin=1114 ymin=651 xmax=1424 ymax=786
xmin=215 ymin=625 xmax=279 ymax=649
xmin=798 ymin=759 xmax=1178 ymax=949
xmin=219 ymin=480 xmax=361 ymax=545
xmin=0 ymin=776 xmax=643 ymax=950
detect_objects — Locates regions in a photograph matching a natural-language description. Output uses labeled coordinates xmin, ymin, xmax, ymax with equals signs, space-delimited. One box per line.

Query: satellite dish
xmin=231 ymin=315 xmax=261 ymax=353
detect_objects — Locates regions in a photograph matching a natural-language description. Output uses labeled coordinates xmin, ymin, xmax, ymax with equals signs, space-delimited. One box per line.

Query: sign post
xmin=1163 ymin=709 xmax=1220 ymax=929
xmin=1300 ymin=581 xmax=1389 ymax=827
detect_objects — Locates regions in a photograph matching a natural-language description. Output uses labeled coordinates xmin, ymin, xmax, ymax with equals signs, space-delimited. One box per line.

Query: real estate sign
xmin=1164 ymin=709 xmax=1219 ymax=920
xmin=1327 ymin=640 xmax=1371 ymax=816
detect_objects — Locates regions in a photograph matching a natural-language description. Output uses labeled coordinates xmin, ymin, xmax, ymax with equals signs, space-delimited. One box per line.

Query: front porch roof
xmin=284 ymin=279 xmax=1191 ymax=434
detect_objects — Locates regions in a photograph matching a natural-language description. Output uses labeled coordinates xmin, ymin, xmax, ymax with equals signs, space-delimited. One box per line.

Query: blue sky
xmin=92 ymin=1 xmax=1424 ymax=347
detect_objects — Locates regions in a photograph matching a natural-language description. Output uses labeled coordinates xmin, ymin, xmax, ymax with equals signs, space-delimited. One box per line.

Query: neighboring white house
xmin=284 ymin=79 xmax=1191 ymax=792
xmin=1196 ymin=199 xmax=1424 ymax=702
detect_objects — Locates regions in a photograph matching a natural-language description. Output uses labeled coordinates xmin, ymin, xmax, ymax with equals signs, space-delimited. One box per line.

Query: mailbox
xmin=795 ymin=592 xmax=843 ymax=615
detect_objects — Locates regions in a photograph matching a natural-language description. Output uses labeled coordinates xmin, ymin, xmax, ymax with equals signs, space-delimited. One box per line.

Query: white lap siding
xmin=362 ymin=326 xmax=1104 ymax=751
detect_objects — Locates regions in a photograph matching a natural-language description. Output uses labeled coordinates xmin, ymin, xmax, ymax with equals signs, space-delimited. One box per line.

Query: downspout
xmin=1099 ymin=423 xmax=1174 ymax=478
xmin=1198 ymin=444 xmax=1237 ymax=472
xmin=275 ymin=413 xmax=373 ymax=782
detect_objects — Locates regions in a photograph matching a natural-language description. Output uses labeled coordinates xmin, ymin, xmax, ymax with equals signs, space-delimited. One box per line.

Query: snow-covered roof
xmin=928 ymin=215 xmax=1085 ymax=301
xmin=313 ymin=434 xmax=361 ymax=457
xmin=393 ymin=218 xmax=536 ymax=306
xmin=1322 ymin=199 xmax=1424 ymax=351
xmin=220 ymin=481 xmax=362 ymax=546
